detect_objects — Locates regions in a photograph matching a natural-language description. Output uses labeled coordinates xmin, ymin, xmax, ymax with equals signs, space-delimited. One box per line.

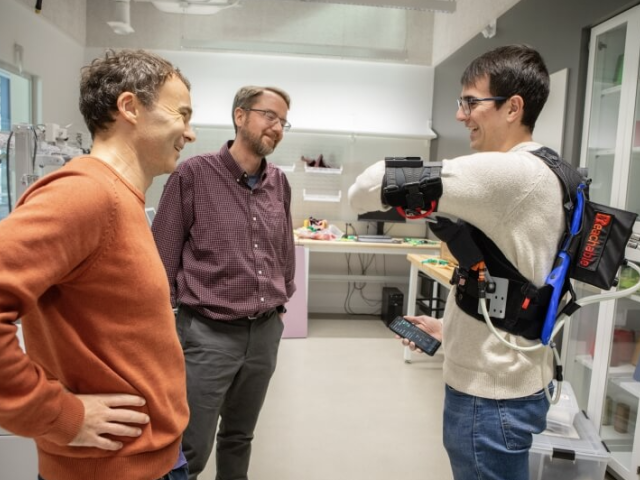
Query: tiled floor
xmin=201 ymin=316 xmax=452 ymax=480
xmin=200 ymin=316 xmax=619 ymax=480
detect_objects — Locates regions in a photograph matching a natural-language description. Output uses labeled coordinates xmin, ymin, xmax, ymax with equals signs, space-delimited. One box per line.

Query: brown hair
xmin=79 ymin=49 xmax=190 ymax=137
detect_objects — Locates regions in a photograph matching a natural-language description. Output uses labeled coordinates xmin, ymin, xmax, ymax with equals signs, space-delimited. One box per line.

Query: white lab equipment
xmin=2 ymin=123 xmax=83 ymax=213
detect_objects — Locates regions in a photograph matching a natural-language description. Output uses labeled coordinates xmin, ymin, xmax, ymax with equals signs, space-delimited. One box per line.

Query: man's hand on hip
xmin=68 ymin=394 xmax=149 ymax=450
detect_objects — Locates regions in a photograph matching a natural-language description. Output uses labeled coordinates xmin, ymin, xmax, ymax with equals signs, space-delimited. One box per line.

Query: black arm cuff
xmin=381 ymin=159 xmax=443 ymax=210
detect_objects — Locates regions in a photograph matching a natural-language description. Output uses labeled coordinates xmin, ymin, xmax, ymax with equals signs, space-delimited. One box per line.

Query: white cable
xmin=541 ymin=343 xmax=563 ymax=403
xmin=480 ymin=261 xmax=640 ymax=403
xmin=480 ymin=261 xmax=640 ymax=353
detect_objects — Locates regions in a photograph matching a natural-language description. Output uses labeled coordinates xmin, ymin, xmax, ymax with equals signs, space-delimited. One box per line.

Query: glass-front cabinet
xmin=562 ymin=5 xmax=640 ymax=479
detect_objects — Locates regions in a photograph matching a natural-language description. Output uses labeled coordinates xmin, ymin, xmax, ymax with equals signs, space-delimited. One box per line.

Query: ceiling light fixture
xmin=180 ymin=38 xmax=409 ymax=61
xmin=107 ymin=0 xmax=135 ymax=35
xmin=133 ymin=0 xmax=241 ymax=15
xmin=296 ymin=0 xmax=456 ymax=13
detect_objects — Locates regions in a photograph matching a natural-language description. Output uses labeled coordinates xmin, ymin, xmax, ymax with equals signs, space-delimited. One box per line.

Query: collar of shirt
xmin=221 ymin=140 xmax=267 ymax=188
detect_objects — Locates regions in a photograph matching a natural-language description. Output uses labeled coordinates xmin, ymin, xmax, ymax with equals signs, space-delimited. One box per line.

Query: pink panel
xmin=282 ymin=246 xmax=308 ymax=338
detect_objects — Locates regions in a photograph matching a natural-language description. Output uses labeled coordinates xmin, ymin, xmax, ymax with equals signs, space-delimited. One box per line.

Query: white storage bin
xmin=545 ymin=381 xmax=580 ymax=436
xmin=529 ymin=410 xmax=610 ymax=480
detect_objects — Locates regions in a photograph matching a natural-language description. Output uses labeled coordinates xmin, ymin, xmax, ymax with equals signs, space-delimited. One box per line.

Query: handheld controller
xmin=388 ymin=316 xmax=441 ymax=356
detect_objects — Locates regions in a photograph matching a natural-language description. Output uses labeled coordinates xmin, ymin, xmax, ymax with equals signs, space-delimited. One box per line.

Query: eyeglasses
xmin=456 ymin=96 xmax=507 ymax=116
xmin=243 ymin=108 xmax=291 ymax=131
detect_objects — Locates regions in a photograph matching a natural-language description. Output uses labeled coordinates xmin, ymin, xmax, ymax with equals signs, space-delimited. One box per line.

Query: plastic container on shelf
xmin=529 ymin=410 xmax=610 ymax=480
xmin=545 ymin=382 xmax=580 ymax=436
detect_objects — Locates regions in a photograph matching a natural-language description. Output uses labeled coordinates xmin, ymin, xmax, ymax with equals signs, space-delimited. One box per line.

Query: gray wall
xmin=430 ymin=0 xmax=640 ymax=166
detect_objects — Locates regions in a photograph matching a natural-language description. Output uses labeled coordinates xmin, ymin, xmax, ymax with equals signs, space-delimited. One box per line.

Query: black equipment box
xmin=381 ymin=287 xmax=404 ymax=324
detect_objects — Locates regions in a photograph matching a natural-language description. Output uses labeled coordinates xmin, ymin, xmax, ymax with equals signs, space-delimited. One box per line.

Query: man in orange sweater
xmin=0 ymin=49 xmax=196 ymax=480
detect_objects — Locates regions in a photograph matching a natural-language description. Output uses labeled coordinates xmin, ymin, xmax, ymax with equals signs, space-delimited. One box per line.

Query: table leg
xmin=404 ymin=262 xmax=419 ymax=363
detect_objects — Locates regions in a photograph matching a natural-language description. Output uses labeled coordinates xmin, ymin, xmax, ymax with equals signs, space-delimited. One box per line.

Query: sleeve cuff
xmin=39 ymin=392 xmax=85 ymax=445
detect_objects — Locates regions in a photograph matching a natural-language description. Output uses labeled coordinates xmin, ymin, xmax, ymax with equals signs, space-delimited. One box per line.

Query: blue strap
xmin=541 ymin=185 xmax=586 ymax=345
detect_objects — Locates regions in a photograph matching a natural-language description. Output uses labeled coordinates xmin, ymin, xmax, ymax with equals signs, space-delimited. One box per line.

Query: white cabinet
xmin=562 ymin=5 xmax=640 ymax=479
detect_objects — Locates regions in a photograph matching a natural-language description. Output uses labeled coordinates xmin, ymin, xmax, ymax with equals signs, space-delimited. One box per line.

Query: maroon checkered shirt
xmin=152 ymin=141 xmax=296 ymax=321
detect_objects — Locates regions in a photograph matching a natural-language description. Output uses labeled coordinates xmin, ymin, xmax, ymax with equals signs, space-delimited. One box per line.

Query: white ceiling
xmin=90 ymin=0 xmax=443 ymax=64
xmin=134 ymin=0 xmax=456 ymax=14
xmin=10 ymin=0 xmax=521 ymax=66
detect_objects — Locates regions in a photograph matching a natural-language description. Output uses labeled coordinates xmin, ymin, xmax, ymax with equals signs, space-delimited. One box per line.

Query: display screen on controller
xmin=388 ymin=316 xmax=441 ymax=356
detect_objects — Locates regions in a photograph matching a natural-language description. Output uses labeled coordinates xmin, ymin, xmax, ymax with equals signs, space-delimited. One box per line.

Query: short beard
xmin=239 ymin=128 xmax=275 ymax=157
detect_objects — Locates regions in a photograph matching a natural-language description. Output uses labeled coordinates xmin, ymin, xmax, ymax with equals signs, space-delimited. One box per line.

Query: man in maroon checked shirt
xmin=152 ymin=85 xmax=296 ymax=480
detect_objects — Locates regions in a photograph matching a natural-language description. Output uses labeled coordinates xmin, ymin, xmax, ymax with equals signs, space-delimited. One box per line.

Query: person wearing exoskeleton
xmin=348 ymin=44 xmax=638 ymax=480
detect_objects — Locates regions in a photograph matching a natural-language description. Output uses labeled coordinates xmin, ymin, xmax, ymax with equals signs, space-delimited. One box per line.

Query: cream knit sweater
xmin=348 ymin=142 xmax=563 ymax=398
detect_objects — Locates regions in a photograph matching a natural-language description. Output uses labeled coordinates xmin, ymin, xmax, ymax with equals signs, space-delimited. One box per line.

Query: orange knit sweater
xmin=0 ymin=156 xmax=188 ymax=480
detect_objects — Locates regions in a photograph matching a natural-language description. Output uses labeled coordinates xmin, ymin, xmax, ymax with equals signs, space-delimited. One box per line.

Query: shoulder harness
xmin=430 ymin=147 xmax=588 ymax=340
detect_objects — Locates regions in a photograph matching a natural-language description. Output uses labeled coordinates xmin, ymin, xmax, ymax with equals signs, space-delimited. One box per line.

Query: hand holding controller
xmin=388 ymin=316 xmax=441 ymax=356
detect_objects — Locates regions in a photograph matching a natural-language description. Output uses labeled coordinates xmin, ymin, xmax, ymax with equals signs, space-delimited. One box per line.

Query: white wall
xmin=0 ymin=1 xmax=86 ymax=132
xmin=92 ymin=48 xmax=437 ymax=316
xmin=86 ymin=48 xmax=435 ymax=315
xmin=432 ymin=0 xmax=522 ymax=66
xmin=5 ymin=29 xmax=433 ymax=317
xmin=85 ymin=47 xmax=435 ymax=137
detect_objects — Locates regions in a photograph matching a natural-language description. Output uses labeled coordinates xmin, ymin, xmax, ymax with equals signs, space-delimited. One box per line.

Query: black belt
xmin=242 ymin=309 xmax=276 ymax=321
xmin=179 ymin=305 xmax=276 ymax=322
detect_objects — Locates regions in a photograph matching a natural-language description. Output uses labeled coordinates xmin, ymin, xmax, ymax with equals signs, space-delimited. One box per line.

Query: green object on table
xmin=421 ymin=258 xmax=449 ymax=266
xmin=404 ymin=238 xmax=439 ymax=246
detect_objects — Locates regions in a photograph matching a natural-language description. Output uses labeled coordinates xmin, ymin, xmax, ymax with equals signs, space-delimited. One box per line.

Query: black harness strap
xmin=432 ymin=147 xmax=587 ymax=340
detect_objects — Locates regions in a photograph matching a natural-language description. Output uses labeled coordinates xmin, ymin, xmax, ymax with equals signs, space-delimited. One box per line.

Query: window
xmin=0 ymin=61 xmax=35 ymax=220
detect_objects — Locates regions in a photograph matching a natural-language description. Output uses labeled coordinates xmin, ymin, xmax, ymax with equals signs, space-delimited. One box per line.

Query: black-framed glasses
xmin=456 ymin=96 xmax=507 ymax=115
xmin=243 ymin=108 xmax=291 ymax=131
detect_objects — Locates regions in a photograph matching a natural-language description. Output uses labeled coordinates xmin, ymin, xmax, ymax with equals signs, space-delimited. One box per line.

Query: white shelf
xmin=575 ymin=355 xmax=635 ymax=376
xmin=302 ymin=189 xmax=342 ymax=202
xmin=626 ymin=247 xmax=640 ymax=264
xmin=601 ymin=424 xmax=634 ymax=443
xmin=276 ymin=164 xmax=295 ymax=173
xmin=592 ymin=148 xmax=616 ymax=156
xmin=304 ymin=165 xmax=343 ymax=174
xmin=618 ymin=380 xmax=640 ymax=397
xmin=576 ymin=354 xmax=594 ymax=369
xmin=289 ymin=126 xmax=436 ymax=141
xmin=601 ymin=84 xmax=623 ymax=96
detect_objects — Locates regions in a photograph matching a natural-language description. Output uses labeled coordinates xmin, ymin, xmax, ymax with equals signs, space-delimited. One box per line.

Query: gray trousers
xmin=176 ymin=307 xmax=284 ymax=480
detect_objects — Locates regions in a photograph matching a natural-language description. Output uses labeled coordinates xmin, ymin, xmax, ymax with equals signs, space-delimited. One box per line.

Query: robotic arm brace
xmin=381 ymin=157 xmax=443 ymax=217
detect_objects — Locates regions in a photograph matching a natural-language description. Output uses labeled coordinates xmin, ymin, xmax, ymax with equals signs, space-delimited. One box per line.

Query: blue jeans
xmin=38 ymin=464 xmax=188 ymax=480
xmin=443 ymin=384 xmax=551 ymax=480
